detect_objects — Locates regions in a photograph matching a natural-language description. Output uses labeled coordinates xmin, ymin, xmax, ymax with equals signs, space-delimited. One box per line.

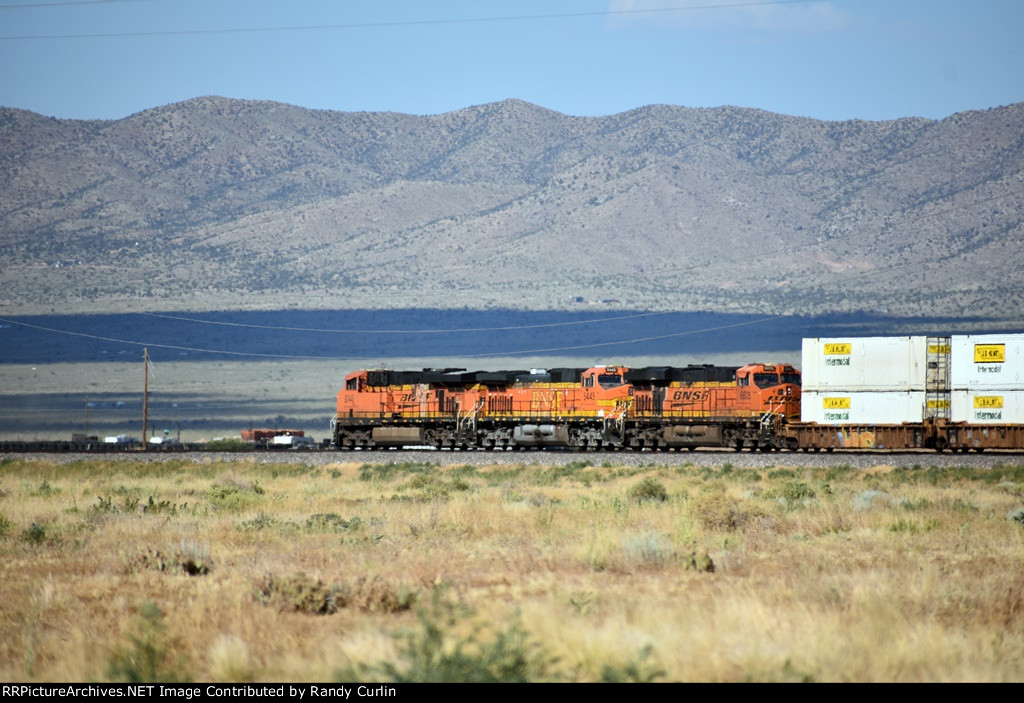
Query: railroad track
xmin=0 ymin=440 xmax=1019 ymax=456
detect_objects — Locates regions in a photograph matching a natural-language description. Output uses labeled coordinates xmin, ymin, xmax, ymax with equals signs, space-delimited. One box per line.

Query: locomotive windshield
xmin=753 ymin=373 xmax=781 ymax=389
xmin=598 ymin=374 xmax=624 ymax=389
xmin=781 ymin=373 xmax=801 ymax=386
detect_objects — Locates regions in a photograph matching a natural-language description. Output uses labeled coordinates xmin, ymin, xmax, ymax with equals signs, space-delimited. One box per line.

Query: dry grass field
xmin=1 ymin=456 xmax=1023 ymax=682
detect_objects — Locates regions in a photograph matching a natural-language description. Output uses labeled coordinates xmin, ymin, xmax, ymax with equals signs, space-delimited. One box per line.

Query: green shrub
xmin=236 ymin=512 xmax=297 ymax=533
xmin=255 ymin=573 xmax=415 ymax=616
xmin=29 ymin=480 xmax=61 ymax=497
xmin=255 ymin=574 xmax=346 ymax=615
xmin=766 ymin=481 xmax=816 ymax=508
xmin=337 ymin=587 xmax=556 ymax=682
xmin=627 ymin=478 xmax=668 ymax=504
xmin=21 ymin=522 xmax=47 ymax=545
xmin=359 ymin=462 xmax=434 ymax=482
xmin=691 ymin=492 xmax=751 ymax=531
xmin=91 ymin=496 xmax=119 ymax=515
xmin=888 ymin=518 xmax=937 ymax=534
xmin=126 ymin=542 xmax=212 ymax=576
xmin=305 ymin=513 xmax=363 ymax=533
xmin=600 ymin=644 xmax=665 ymax=683
xmin=143 ymin=496 xmax=178 ymax=515
xmin=106 ymin=602 xmax=193 ymax=683
xmin=208 ymin=481 xmax=263 ymax=511
xmin=347 ymin=576 xmax=417 ymax=614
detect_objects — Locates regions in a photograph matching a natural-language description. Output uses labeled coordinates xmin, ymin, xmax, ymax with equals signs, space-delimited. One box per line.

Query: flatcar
xmin=333 ymin=362 xmax=801 ymax=451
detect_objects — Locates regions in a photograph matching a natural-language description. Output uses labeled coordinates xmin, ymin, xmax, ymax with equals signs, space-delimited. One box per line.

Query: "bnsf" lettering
xmin=672 ymin=390 xmax=711 ymax=402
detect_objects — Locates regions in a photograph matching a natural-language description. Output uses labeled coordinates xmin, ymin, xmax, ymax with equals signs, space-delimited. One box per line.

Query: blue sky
xmin=1 ymin=0 xmax=1022 ymax=122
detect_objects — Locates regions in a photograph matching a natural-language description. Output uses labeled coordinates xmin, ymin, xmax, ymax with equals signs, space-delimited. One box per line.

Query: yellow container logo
xmin=974 ymin=344 xmax=1005 ymax=363
xmin=926 ymin=399 xmax=951 ymax=409
xmin=974 ymin=396 xmax=1004 ymax=409
xmin=823 ymin=397 xmax=851 ymax=409
xmin=824 ymin=343 xmax=851 ymax=355
xmin=928 ymin=345 xmax=950 ymax=354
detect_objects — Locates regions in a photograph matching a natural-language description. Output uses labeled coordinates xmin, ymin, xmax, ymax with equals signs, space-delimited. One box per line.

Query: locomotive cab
xmin=736 ymin=363 xmax=801 ymax=418
xmin=578 ymin=366 xmax=633 ymax=420
xmin=582 ymin=366 xmax=628 ymax=390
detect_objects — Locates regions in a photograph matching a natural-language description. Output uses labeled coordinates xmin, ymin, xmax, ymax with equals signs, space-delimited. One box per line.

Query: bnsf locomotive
xmin=333 ymin=363 xmax=801 ymax=451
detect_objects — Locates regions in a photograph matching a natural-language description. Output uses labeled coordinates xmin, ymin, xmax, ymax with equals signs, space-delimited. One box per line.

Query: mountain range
xmin=1 ymin=96 xmax=1022 ymax=318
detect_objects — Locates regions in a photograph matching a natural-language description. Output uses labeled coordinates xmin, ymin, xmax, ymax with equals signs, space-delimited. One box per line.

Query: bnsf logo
xmin=672 ymin=390 xmax=711 ymax=402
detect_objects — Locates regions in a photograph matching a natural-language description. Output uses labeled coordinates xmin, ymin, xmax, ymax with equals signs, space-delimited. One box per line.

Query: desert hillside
xmin=1 ymin=97 xmax=1022 ymax=317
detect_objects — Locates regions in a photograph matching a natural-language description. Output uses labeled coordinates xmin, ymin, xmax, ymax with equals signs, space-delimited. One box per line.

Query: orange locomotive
xmin=334 ymin=362 xmax=800 ymax=451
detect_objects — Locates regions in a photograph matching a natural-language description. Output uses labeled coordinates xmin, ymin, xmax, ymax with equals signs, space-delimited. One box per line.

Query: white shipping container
xmin=951 ymin=390 xmax=1024 ymax=424
xmin=103 ymin=435 xmax=137 ymax=444
xmin=950 ymin=334 xmax=1024 ymax=391
xmin=272 ymin=434 xmax=314 ymax=447
xmin=800 ymin=390 xmax=928 ymax=425
xmin=801 ymin=337 xmax=931 ymax=391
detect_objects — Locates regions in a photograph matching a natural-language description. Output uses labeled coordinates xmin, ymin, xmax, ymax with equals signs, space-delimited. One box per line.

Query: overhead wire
xmin=463 ymin=314 xmax=790 ymax=357
xmin=0 ymin=0 xmax=143 ymax=9
xmin=0 ymin=0 xmax=831 ymax=41
xmin=0 ymin=317 xmax=330 ymax=360
xmin=0 ymin=313 xmax=791 ymax=360
xmin=140 ymin=310 xmax=679 ymax=334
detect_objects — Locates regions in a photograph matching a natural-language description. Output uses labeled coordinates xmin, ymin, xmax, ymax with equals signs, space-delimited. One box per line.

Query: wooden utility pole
xmin=142 ymin=347 xmax=148 ymax=451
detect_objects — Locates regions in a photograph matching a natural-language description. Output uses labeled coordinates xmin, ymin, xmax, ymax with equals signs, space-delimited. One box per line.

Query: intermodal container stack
xmin=951 ymin=334 xmax=1024 ymax=424
xmin=800 ymin=337 xmax=930 ymax=425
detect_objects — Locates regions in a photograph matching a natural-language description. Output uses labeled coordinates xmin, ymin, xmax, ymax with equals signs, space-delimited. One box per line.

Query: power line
xmin=0 ymin=317 xmax=329 ymax=359
xmin=140 ymin=310 xmax=678 ymax=334
xmin=0 ymin=0 xmax=830 ymax=41
xmin=465 ymin=314 xmax=790 ymax=357
xmin=0 ymin=0 xmax=144 ymax=9
xmin=0 ymin=313 xmax=789 ymax=360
